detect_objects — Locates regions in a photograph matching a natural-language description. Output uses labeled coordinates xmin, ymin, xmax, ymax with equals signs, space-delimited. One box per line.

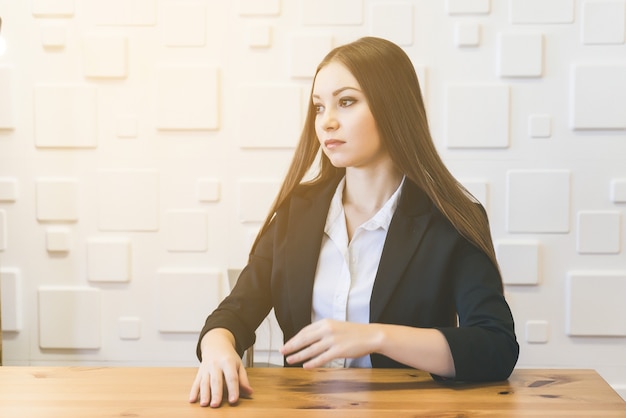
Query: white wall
xmin=0 ymin=0 xmax=625 ymax=398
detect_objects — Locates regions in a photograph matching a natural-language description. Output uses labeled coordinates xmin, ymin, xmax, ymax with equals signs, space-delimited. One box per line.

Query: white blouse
xmin=311 ymin=176 xmax=404 ymax=368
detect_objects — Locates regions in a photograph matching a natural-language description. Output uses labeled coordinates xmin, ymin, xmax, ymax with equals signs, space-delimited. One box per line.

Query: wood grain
xmin=0 ymin=367 xmax=624 ymax=417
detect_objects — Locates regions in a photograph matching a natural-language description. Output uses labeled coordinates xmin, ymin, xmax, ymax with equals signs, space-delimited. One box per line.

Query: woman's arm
xmin=280 ymin=320 xmax=455 ymax=378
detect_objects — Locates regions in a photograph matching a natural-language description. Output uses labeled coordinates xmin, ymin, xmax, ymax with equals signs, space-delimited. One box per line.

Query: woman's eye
xmin=313 ymin=104 xmax=324 ymax=113
xmin=339 ymin=97 xmax=356 ymax=107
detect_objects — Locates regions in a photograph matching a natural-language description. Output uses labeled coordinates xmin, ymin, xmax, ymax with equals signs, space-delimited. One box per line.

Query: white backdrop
xmin=0 ymin=0 xmax=624 ymax=398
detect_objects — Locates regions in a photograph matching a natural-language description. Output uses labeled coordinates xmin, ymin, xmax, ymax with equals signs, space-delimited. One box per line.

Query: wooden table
xmin=0 ymin=367 xmax=624 ymax=417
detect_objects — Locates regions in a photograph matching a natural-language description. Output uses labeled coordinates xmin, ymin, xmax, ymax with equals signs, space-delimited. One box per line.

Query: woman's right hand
xmin=188 ymin=328 xmax=253 ymax=408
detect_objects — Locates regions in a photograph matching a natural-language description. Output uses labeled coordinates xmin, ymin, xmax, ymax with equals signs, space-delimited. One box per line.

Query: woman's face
xmin=312 ymin=62 xmax=390 ymax=170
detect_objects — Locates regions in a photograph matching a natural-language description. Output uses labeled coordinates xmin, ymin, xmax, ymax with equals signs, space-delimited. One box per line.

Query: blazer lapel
xmin=284 ymin=177 xmax=341 ymax=332
xmin=370 ymin=180 xmax=433 ymax=322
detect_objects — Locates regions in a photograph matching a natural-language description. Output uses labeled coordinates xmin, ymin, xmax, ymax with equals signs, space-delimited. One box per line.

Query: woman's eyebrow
xmin=312 ymin=86 xmax=361 ymax=99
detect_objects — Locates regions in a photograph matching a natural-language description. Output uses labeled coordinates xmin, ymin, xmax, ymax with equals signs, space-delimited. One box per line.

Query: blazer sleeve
xmin=195 ymin=220 xmax=277 ymax=361
xmin=436 ymin=239 xmax=519 ymax=382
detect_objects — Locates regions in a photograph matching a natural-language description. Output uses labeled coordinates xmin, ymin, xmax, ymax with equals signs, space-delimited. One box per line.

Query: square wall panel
xmin=506 ymin=170 xmax=571 ymax=233
xmin=165 ymin=210 xmax=208 ymax=252
xmin=91 ymin=0 xmax=157 ymax=26
xmin=38 ymin=287 xmax=101 ymax=349
xmin=83 ymin=34 xmax=128 ymax=78
xmin=498 ymin=32 xmax=543 ymax=77
xmin=34 ymin=85 xmax=98 ymax=148
xmin=611 ymin=179 xmax=626 ymax=203
xmin=196 ymin=179 xmax=221 ymax=202
xmin=156 ymin=66 xmax=220 ymax=130
xmin=445 ymin=84 xmax=510 ymax=148
xmin=0 ymin=210 xmax=6 ymax=250
xmin=239 ymin=0 xmax=280 ymax=16
xmin=118 ymin=317 xmax=141 ymax=340
xmin=0 ymin=177 xmax=18 ymax=201
xmin=566 ymin=272 xmax=626 ymax=336
xmin=496 ymin=241 xmax=541 ymax=285
xmin=455 ymin=23 xmax=481 ymax=47
xmin=36 ymin=178 xmax=79 ymax=222
xmin=370 ymin=2 xmax=414 ymax=46
xmin=1 ymin=268 xmax=22 ymax=331
xmin=447 ymin=0 xmax=490 ymax=14
xmin=528 ymin=114 xmax=552 ymax=138
xmin=98 ymin=170 xmax=159 ymax=231
xmin=582 ymin=0 xmax=626 ymax=45
xmin=87 ymin=237 xmax=132 ymax=282
xmin=32 ymin=0 xmax=74 ymax=17
xmin=46 ymin=228 xmax=72 ymax=252
xmin=510 ymin=0 xmax=574 ymax=24
xmin=571 ymin=64 xmax=626 ymax=130
xmin=526 ymin=320 xmax=549 ymax=344
xmin=302 ymin=0 xmax=363 ymax=25
xmin=247 ymin=24 xmax=273 ymax=48
xmin=238 ymin=180 xmax=281 ymax=223
xmin=41 ymin=23 xmax=67 ymax=49
xmin=156 ymin=270 xmax=221 ymax=333
xmin=289 ymin=34 xmax=333 ymax=78
xmin=577 ymin=211 xmax=621 ymax=254
xmin=239 ymin=84 xmax=301 ymax=148
xmin=162 ymin=1 xmax=206 ymax=47
xmin=0 ymin=66 xmax=15 ymax=129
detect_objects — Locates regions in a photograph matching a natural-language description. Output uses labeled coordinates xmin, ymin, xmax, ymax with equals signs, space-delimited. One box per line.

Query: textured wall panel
xmin=46 ymin=228 xmax=71 ymax=253
xmin=91 ymin=0 xmax=156 ymax=26
xmin=289 ymin=34 xmax=333 ymax=78
xmin=445 ymin=84 xmax=510 ymax=148
xmin=38 ymin=287 xmax=101 ymax=349
xmin=36 ymin=178 xmax=79 ymax=222
xmin=87 ymin=237 xmax=132 ymax=282
xmin=496 ymin=241 xmax=541 ymax=285
xmin=498 ymin=32 xmax=543 ymax=77
xmin=447 ymin=0 xmax=490 ymax=14
xmin=455 ymin=23 xmax=481 ymax=47
xmin=246 ymin=24 xmax=273 ymax=48
xmin=0 ymin=210 xmax=6 ymax=251
xmin=116 ymin=115 xmax=138 ymax=138
xmin=370 ymin=2 xmax=414 ymax=46
xmin=567 ymin=272 xmax=626 ymax=336
xmin=238 ymin=180 xmax=281 ymax=223
xmin=40 ymin=24 xmax=67 ymax=49
xmin=0 ymin=66 xmax=15 ymax=129
xmin=118 ymin=317 xmax=141 ymax=340
xmin=0 ymin=268 xmax=21 ymax=331
xmin=506 ymin=170 xmax=571 ymax=233
xmin=162 ymin=1 xmax=206 ymax=47
xmin=196 ymin=179 xmax=221 ymax=202
xmin=156 ymin=270 xmax=221 ymax=333
xmin=571 ymin=64 xmax=626 ymax=130
xmin=577 ymin=211 xmax=621 ymax=254
xmin=97 ymin=170 xmax=159 ymax=231
xmin=302 ymin=0 xmax=363 ymax=25
xmin=612 ymin=179 xmax=626 ymax=203
xmin=528 ymin=114 xmax=552 ymax=138
xmin=34 ymin=85 xmax=98 ymax=148
xmin=165 ymin=210 xmax=208 ymax=252
xmin=239 ymin=84 xmax=301 ymax=148
xmin=239 ymin=0 xmax=281 ymax=16
xmin=156 ymin=66 xmax=220 ymax=130
xmin=32 ymin=0 xmax=74 ymax=17
xmin=83 ymin=34 xmax=128 ymax=78
xmin=525 ymin=320 xmax=549 ymax=344
xmin=0 ymin=177 xmax=17 ymax=201
xmin=510 ymin=0 xmax=574 ymax=24
xmin=582 ymin=0 xmax=626 ymax=45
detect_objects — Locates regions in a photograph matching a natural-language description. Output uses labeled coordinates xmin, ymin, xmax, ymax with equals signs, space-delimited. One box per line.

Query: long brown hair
xmin=252 ymin=37 xmax=498 ymax=268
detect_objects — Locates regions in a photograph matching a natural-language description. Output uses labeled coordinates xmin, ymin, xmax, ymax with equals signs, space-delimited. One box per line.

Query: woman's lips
xmin=324 ymin=139 xmax=345 ymax=149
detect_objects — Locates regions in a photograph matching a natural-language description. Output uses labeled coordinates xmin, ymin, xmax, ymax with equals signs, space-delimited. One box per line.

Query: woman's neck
xmin=342 ymin=167 xmax=403 ymax=214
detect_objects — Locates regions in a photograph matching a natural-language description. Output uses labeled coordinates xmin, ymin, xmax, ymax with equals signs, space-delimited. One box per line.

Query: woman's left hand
xmin=279 ymin=319 xmax=382 ymax=368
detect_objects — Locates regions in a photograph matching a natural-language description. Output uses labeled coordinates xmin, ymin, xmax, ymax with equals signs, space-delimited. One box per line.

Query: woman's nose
xmin=321 ymin=109 xmax=339 ymax=131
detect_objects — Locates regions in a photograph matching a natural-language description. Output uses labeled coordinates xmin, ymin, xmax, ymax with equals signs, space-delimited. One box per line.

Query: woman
xmin=189 ymin=36 xmax=519 ymax=408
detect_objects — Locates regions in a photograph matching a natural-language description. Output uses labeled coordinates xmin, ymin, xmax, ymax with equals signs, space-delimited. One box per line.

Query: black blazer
xmin=198 ymin=176 xmax=519 ymax=382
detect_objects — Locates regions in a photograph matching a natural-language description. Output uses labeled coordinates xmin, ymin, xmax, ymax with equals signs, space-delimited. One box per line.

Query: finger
xmin=281 ymin=324 xmax=320 ymax=355
xmin=188 ymin=372 xmax=201 ymax=403
xmin=223 ymin=366 xmax=240 ymax=404
xmin=209 ymin=371 xmax=224 ymax=408
xmin=238 ymin=366 xmax=254 ymax=397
